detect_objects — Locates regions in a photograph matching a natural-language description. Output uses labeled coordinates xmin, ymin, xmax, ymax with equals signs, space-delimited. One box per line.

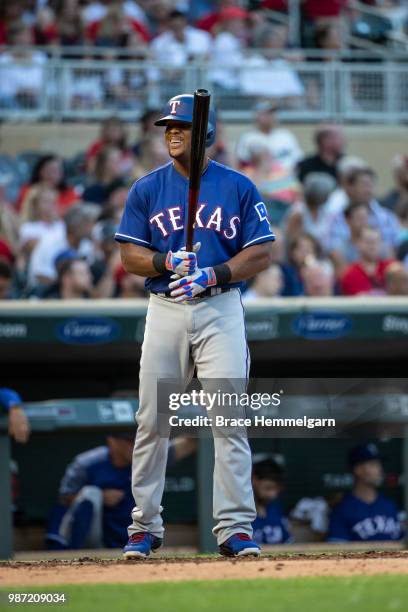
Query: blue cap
xmin=348 ymin=443 xmax=381 ymax=469
xmin=54 ymin=248 xmax=80 ymax=268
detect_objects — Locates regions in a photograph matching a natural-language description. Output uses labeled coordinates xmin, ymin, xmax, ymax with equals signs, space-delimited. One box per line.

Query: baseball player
xmin=328 ymin=443 xmax=403 ymax=542
xmin=115 ymin=93 xmax=275 ymax=558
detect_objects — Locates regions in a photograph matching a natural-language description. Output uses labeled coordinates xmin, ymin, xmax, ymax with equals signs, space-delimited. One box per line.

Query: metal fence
xmin=0 ymin=57 xmax=407 ymax=124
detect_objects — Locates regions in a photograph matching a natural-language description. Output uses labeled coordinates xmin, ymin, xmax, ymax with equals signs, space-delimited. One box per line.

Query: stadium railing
xmin=0 ymin=55 xmax=407 ymax=123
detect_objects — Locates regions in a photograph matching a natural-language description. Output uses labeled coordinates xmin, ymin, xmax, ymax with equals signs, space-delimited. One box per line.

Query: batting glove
xmin=169 ymin=267 xmax=216 ymax=302
xmin=165 ymin=242 xmax=201 ymax=277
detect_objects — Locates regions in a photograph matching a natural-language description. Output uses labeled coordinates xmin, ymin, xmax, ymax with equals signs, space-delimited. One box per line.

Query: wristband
xmin=213 ymin=263 xmax=232 ymax=285
xmin=152 ymin=252 xmax=167 ymax=274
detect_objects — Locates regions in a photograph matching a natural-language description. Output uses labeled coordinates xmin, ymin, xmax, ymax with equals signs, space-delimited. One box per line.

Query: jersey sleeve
xmin=115 ymin=181 xmax=151 ymax=247
xmin=239 ymin=178 xmax=275 ymax=250
xmin=327 ymin=502 xmax=351 ymax=542
xmin=59 ymin=455 xmax=89 ymax=497
xmin=0 ymin=388 xmax=23 ymax=412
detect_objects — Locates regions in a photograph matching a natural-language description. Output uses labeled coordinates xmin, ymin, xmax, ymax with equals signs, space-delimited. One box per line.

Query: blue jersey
xmin=252 ymin=500 xmax=292 ymax=545
xmin=328 ymin=493 xmax=403 ymax=542
xmin=60 ymin=446 xmax=133 ymax=547
xmin=115 ymin=160 xmax=275 ymax=293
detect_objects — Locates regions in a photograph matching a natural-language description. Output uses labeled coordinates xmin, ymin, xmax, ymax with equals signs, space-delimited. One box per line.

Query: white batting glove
xmin=167 ymin=242 xmax=201 ymax=278
xmin=169 ymin=266 xmax=216 ymax=302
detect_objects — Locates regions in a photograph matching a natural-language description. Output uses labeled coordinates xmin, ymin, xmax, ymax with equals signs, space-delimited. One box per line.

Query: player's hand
xmin=102 ymin=489 xmax=125 ymax=507
xmin=8 ymin=406 xmax=30 ymax=444
xmin=169 ymin=267 xmax=216 ymax=302
xmin=166 ymin=242 xmax=201 ymax=277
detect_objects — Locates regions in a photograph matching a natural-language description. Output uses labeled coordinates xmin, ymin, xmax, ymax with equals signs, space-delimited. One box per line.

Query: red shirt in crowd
xmin=303 ymin=0 xmax=348 ymax=19
xmin=340 ymin=260 xmax=394 ymax=296
xmin=262 ymin=1 xmax=288 ymax=11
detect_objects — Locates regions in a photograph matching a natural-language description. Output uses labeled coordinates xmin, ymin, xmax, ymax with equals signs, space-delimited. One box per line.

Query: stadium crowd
xmin=1 ymin=104 xmax=408 ymax=300
xmin=0 ymin=1 xmax=407 ymax=113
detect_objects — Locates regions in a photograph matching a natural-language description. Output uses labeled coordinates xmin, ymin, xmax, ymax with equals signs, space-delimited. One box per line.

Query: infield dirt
xmin=1 ymin=552 xmax=408 ymax=586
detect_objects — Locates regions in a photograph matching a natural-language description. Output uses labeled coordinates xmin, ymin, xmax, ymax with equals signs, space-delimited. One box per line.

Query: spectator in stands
xmin=132 ymin=136 xmax=169 ymax=181
xmin=86 ymin=117 xmax=134 ymax=177
xmin=44 ymin=256 xmax=93 ymax=300
xmin=315 ymin=23 xmax=344 ymax=56
xmin=301 ymin=259 xmax=336 ymax=297
xmin=83 ymin=147 xmax=125 ymax=205
xmin=325 ymin=156 xmax=369 ymax=215
xmin=19 ymin=186 xmax=63 ymax=258
xmin=46 ymin=434 xmax=196 ymax=549
xmin=99 ymin=179 xmax=129 ymax=224
xmin=209 ymin=6 xmax=248 ymax=92
xmin=287 ymin=232 xmax=323 ymax=294
xmin=240 ymin=146 xmax=301 ymax=214
xmin=328 ymin=443 xmax=403 ymax=543
xmin=0 ymin=176 xmax=19 ymax=255
xmin=326 ymin=168 xmax=401 ymax=258
xmin=28 ymin=204 xmax=97 ymax=288
xmin=340 ymin=227 xmax=395 ymax=296
xmin=0 ymin=259 xmax=13 ymax=300
xmin=86 ymin=2 xmax=150 ymax=47
xmin=240 ymin=25 xmax=304 ymax=101
xmin=17 ymin=155 xmax=80 ymax=213
xmin=0 ymin=22 xmax=47 ymax=110
xmin=243 ymin=264 xmax=283 ymax=302
xmin=0 ymin=387 xmax=30 ymax=443
xmin=90 ymin=220 xmax=122 ymax=298
xmin=286 ymin=172 xmax=336 ymax=243
xmin=236 ymin=100 xmax=303 ymax=172
xmin=150 ymin=9 xmax=211 ymax=65
xmin=381 ymin=154 xmax=408 ymax=220
xmin=56 ymin=1 xmax=84 ymax=47
xmin=328 ymin=202 xmax=370 ymax=276
xmin=196 ymin=0 xmax=241 ymax=33
xmin=252 ymin=458 xmax=292 ymax=545
xmin=132 ymin=108 xmax=162 ymax=158
xmin=384 ymin=261 xmax=408 ymax=296
xmin=34 ymin=5 xmax=58 ymax=45
xmin=297 ymin=124 xmax=345 ymax=184
xmin=115 ymin=265 xmax=147 ymax=298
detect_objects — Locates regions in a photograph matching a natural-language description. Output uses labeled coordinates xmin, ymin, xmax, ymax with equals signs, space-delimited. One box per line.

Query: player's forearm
xmin=225 ymin=243 xmax=273 ymax=283
xmin=119 ymin=243 xmax=161 ymax=277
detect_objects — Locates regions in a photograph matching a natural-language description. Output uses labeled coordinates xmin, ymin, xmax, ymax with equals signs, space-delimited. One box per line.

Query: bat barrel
xmin=186 ymin=89 xmax=211 ymax=252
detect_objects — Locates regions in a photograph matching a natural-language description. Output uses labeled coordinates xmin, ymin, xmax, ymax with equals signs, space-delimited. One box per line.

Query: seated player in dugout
xmin=327 ymin=443 xmax=404 ymax=543
xmin=252 ymin=458 xmax=292 ymax=545
xmin=115 ymin=93 xmax=275 ymax=559
xmin=46 ymin=434 xmax=196 ymax=550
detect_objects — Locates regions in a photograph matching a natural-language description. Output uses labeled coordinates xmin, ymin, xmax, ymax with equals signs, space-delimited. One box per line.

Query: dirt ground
xmin=1 ymin=552 xmax=408 ymax=586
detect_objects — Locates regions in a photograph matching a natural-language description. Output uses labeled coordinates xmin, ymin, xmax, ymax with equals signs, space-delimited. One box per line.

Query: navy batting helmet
xmin=154 ymin=93 xmax=216 ymax=147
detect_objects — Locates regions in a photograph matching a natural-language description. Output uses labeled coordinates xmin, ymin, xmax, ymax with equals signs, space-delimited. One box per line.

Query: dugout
xmin=1 ymin=297 xmax=408 ymax=556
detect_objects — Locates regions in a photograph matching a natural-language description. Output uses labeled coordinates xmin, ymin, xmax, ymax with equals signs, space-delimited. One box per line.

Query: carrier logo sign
xmin=57 ymin=318 xmax=119 ymax=344
xmin=293 ymin=311 xmax=352 ymax=340
xmin=382 ymin=315 xmax=408 ymax=335
xmin=0 ymin=323 xmax=27 ymax=338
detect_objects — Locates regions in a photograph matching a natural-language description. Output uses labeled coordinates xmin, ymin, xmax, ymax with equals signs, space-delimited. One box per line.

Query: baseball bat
xmin=185 ymin=89 xmax=211 ymax=252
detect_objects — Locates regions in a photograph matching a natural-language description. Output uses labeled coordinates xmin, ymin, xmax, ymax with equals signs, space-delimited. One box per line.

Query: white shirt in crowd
xmin=28 ymin=225 xmax=93 ymax=285
xmin=240 ymin=55 xmax=304 ymax=99
xmin=209 ymin=32 xmax=244 ymax=90
xmin=236 ymin=127 xmax=303 ymax=172
xmin=19 ymin=220 xmax=65 ymax=248
xmin=81 ymin=1 xmax=147 ymax=25
xmin=0 ymin=51 xmax=47 ymax=98
xmin=150 ymin=26 xmax=212 ymax=67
